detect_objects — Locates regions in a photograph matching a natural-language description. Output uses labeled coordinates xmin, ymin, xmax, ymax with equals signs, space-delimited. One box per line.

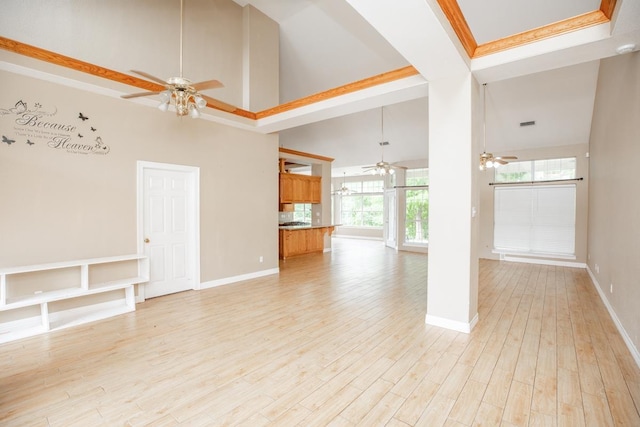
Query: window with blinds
xmin=494 ymin=184 xmax=576 ymax=256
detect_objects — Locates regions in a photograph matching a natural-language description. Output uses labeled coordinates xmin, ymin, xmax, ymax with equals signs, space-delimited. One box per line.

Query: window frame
xmin=494 ymin=157 xmax=577 ymax=183
xmin=335 ymin=177 xmax=385 ymax=228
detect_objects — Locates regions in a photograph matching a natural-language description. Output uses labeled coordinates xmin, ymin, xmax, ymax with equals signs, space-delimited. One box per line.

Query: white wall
xmin=243 ymin=5 xmax=280 ymax=111
xmin=0 ymin=69 xmax=279 ymax=283
xmin=587 ymin=51 xmax=640 ymax=359
xmin=0 ymin=0 xmax=280 ymax=283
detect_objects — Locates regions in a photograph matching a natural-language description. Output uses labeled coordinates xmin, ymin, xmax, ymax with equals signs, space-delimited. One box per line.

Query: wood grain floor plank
xmin=447 ymin=378 xmax=487 ymax=425
xmin=582 ymin=391 xmax=615 ymax=426
xmin=394 ymin=378 xmax=440 ymax=425
xmin=414 ymin=393 xmax=456 ymax=427
xmin=354 ymin=390 xmax=405 ymax=426
xmin=502 ymin=380 xmax=533 ymax=426
xmin=472 ymin=401 xmax=504 ymax=426
xmin=483 ymin=367 xmax=515 ymax=409
xmin=339 ymin=377 xmax=394 ymax=424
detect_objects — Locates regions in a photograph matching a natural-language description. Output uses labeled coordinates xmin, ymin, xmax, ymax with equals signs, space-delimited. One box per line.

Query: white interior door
xmin=140 ymin=164 xmax=198 ymax=299
xmin=384 ymin=189 xmax=397 ymax=249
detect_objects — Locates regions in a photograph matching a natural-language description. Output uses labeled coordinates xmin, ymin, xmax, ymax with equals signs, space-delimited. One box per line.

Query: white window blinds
xmin=494 ymin=185 xmax=576 ymax=256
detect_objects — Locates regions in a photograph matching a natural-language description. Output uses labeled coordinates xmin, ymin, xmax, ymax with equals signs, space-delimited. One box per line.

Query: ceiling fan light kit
xmin=371 ymin=162 xmax=395 ymax=175
xmin=334 ymin=172 xmax=353 ymax=196
xmin=121 ymin=0 xmax=234 ymax=118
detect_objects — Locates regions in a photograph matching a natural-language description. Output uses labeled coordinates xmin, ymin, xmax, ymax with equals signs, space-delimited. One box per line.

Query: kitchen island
xmin=278 ymin=224 xmax=336 ymax=259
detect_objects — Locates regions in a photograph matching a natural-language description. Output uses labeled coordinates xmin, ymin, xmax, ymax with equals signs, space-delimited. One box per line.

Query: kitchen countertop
xmin=278 ymin=224 xmax=338 ymax=230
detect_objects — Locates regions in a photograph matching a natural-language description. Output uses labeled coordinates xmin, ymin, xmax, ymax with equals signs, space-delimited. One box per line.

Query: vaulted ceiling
xmin=1 ymin=0 xmax=639 ymax=174
xmin=231 ymin=0 xmax=639 ymax=173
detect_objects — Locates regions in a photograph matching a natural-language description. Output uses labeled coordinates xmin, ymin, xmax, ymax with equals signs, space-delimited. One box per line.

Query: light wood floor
xmin=1 ymin=238 xmax=639 ymax=426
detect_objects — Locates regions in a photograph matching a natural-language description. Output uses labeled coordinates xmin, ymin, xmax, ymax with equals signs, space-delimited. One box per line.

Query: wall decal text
xmin=0 ymin=100 xmax=110 ymax=155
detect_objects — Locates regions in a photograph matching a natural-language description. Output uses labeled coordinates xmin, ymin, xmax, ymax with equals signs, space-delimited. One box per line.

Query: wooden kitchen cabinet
xmin=279 ymin=173 xmax=321 ymax=204
xmin=309 ymin=178 xmax=321 ymax=203
xmin=279 ymin=226 xmax=334 ymax=259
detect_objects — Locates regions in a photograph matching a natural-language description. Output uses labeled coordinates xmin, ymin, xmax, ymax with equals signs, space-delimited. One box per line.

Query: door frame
xmin=384 ymin=188 xmax=398 ymax=249
xmin=136 ymin=160 xmax=200 ymax=302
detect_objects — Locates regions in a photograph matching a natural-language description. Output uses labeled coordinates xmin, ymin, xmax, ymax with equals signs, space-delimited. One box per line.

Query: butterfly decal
xmin=91 ymin=127 xmax=97 ymax=132
xmin=78 ymin=133 xmax=83 ymax=138
xmin=26 ymin=139 xmax=34 ymax=146
xmin=0 ymin=100 xmax=27 ymax=116
xmin=78 ymin=112 xmax=89 ymax=121
xmin=95 ymin=136 xmax=110 ymax=154
xmin=2 ymin=135 xmax=16 ymax=145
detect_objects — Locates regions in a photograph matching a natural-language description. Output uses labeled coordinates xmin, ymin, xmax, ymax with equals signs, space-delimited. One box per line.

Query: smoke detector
xmin=616 ymin=43 xmax=636 ymax=55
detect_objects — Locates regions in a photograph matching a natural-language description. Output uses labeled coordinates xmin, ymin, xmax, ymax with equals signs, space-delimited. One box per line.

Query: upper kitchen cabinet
xmin=279 ymin=173 xmax=321 ymax=204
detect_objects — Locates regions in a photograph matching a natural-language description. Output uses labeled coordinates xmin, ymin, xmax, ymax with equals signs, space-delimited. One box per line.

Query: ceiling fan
xmin=362 ymin=107 xmax=406 ymax=175
xmin=479 ymin=83 xmax=517 ymax=170
xmin=120 ymin=0 xmax=236 ymax=117
xmin=332 ymin=172 xmax=354 ymax=196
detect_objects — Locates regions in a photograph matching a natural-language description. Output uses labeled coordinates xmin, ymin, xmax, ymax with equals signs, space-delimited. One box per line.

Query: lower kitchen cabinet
xmin=279 ymin=226 xmax=335 ymax=259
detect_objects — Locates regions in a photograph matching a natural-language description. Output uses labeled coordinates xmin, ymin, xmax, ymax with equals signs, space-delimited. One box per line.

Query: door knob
xmin=144 ymin=238 xmax=150 ymax=243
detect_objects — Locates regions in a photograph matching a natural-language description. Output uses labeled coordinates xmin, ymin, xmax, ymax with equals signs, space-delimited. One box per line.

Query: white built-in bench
xmin=0 ymin=254 xmax=149 ymax=343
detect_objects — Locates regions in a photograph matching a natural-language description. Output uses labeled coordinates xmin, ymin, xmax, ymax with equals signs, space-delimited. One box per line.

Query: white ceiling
xmin=232 ymin=0 xmax=639 ymax=175
xmin=458 ymin=0 xmax=602 ymax=44
xmin=233 ymin=0 xmax=409 ymax=102
xmin=2 ymin=0 xmax=638 ymax=177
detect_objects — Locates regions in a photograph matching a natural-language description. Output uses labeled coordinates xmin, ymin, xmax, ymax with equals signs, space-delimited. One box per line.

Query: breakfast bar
xmin=278 ymin=224 xmax=335 ymax=259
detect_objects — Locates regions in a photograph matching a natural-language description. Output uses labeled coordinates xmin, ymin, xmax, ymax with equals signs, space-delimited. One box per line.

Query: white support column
xmin=426 ymin=73 xmax=480 ymax=333
xmin=312 ymin=162 xmax=333 ymax=252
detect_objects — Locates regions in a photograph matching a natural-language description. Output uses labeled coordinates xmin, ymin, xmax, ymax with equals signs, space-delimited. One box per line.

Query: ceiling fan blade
xmin=131 ymin=70 xmax=167 ymax=85
xmin=495 ymin=159 xmax=509 ymax=165
xmin=191 ymin=79 xmax=224 ymax=91
xmin=496 ymin=156 xmax=518 ymax=160
xmin=200 ymin=95 xmax=237 ymax=112
xmin=121 ymin=91 xmax=162 ymax=99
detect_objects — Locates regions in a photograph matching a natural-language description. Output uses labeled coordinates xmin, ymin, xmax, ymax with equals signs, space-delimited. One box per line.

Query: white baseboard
xmin=425 ymin=312 xmax=479 ymax=334
xmin=586 ymin=266 xmax=640 ymax=369
xmin=200 ymin=268 xmax=279 ymax=290
xmin=503 ymin=255 xmax=586 ymax=268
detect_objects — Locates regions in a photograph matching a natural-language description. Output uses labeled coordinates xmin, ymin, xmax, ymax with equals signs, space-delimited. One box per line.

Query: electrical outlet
xmin=595 ymin=264 xmax=600 ymax=274
xmin=610 ymin=283 xmax=613 ymax=293
xmin=259 ymin=256 xmax=263 ymax=263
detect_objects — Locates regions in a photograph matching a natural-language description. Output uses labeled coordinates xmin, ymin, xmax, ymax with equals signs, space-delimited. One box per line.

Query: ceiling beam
xmin=435 ymin=1 xmax=616 ymax=59
xmin=0 ymin=36 xmax=161 ymax=93
xmin=346 ymin=0 xmax=470 ymax=80
xmin=435 ymin=0 xmax=477 ymax=58
xmin=256 ymin=66 xmax=418 ymax=119
xmin=474 ymin=10 xmax=610 ymax=58
xmin=0 ymin=36 xmax=256 ymax=119
xmin=600 ymin=0 xmax=618 ymax=19
xmin=279 ymin=147 xmax=334 ymax=162
xmin=0 ymin=35 xmax=425 ymax=127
